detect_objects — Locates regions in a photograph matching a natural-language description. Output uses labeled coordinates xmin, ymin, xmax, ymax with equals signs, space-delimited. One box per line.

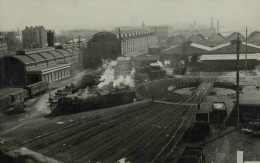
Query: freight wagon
xmin=190 ymin=112 xmax=210 ymax=142
xmin=0 ymin=81 xmax=49 ymax=111
xmin=1 ymin=89 xmax=28 ymax=113
xmin=0 ymin=96 xmax=12 ymax=110
xmin=24 ymin=81 xmax=49 ymax=98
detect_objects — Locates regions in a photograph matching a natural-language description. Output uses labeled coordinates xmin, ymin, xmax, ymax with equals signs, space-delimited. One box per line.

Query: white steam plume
xmin=150 ymin=60 xmax=171 ymax=67
xmin=98 ymin=60 xmax=135 ymax=89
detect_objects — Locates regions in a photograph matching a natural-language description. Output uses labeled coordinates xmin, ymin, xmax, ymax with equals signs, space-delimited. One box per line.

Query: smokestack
xmin=211 ymin=16 xmax=213 ymax=29
xmin=119 ymin=28 xmax=121 ymax=39
xmin=217 ymin=20 xmax=219 ymax=33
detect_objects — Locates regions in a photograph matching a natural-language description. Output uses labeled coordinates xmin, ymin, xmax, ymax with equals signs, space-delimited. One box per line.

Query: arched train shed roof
xmin=91 ymin=30 xmax=155 ymax=42
xmin=2 ymin=46 xmax=79 ymax=65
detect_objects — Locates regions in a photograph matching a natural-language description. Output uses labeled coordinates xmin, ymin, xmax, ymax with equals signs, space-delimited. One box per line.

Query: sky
xmin=0 ymin=0 xmax=260 ymax=33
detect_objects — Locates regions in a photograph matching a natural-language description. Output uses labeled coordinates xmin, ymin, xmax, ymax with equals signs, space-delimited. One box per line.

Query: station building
xmin=83 ymin=30 xmax=157 ymax=68
xmin=0 ymin=45 xmax=80 ymax=87
xmin=159 ymin=41 xmax=260 ymax=70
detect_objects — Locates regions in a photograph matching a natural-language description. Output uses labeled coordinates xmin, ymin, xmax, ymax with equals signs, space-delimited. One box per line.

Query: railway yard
xmin=1 ymin=71 xmax=260 ymax=163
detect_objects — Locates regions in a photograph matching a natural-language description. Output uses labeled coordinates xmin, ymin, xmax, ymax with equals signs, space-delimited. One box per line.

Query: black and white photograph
xmin=0 ymin=0 xmax=260 ymax=162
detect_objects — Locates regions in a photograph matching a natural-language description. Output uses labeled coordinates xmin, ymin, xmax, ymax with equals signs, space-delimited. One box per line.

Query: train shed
xmin=0 ymin=46 xmax=79 ymax=87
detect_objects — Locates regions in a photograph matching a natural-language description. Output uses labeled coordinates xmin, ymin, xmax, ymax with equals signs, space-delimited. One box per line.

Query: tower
xmin=211 ymin=16 xmax=213 ymax=29
xmin=217 ymin=20 xmax=219 ymax=33
xmin=142 ymin=21 xmax=145 ymax=29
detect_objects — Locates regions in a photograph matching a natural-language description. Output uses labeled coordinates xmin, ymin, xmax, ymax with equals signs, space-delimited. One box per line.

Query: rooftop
xmin=200 ymin=53 xmax=260 ymax=61
xmin=27 ymin=63 xmax=71 ymax=74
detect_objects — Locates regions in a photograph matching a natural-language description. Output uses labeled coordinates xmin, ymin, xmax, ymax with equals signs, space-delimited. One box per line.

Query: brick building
xmin=22 ymin=26 xmax=47 ymax=49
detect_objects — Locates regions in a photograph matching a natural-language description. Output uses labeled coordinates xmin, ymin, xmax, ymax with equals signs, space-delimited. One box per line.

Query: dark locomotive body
xmin=52 ymin=86 xmax=136 ymax=115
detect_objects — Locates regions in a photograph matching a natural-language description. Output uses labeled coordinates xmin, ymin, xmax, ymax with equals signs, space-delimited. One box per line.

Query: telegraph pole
xmin=78 ymin=35 xmax=81 ymax=69
xmin=235 ymin=33 xmax=241 ymax=129
xmin=78 ymin=35 xmax=81 ymax=49
xmin=245 ymin=27 xmax=248 ymax=73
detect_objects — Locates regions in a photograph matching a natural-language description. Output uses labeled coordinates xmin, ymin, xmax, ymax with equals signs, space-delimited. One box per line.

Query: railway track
xmin=10 ymin=75 xmax=217 ymax=163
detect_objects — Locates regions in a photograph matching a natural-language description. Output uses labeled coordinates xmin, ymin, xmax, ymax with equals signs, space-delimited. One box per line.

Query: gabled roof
xmin=190 ymin=43 xmax=212 ymax=51
xmin=211 ymin=42 xmax=231 ymax=51
xmin=208 ymin=33 xmax=225 ymax=41
xmin=13 ymin=55 xmax=35 ymax=64
xmin=248 ymin=31 xmax=260 ymax=40
xmin=227 ymin=32 xmax=245 ymax=41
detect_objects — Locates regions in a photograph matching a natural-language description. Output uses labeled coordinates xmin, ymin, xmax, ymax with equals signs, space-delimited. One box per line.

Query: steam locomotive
xmin=51 ymin=86 xmax=136 ymax=115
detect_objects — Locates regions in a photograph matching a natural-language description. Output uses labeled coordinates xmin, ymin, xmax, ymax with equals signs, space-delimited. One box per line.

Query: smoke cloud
xmin=98 ymin=60 xmax=135 ymax=89
xmin=150 ymin=60 xmax=171 ymax=67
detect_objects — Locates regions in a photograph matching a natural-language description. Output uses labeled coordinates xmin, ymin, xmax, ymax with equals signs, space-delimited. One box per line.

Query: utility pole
xmin=78 ymin=35 xmax=81 ymax=69
xmin=235 ymin=33 xmax=241 ymax=129
xmin=78 ymin=35 xmax=81 ymax=49
xmin=245 ymin=27 xmax=248 ymax=73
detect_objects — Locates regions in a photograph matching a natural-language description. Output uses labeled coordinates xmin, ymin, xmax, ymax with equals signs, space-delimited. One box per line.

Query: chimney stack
xmin=211 ymin=16 xmax=213 ymax=29
xmin=217 ymin=20 xmax=219 ymax=33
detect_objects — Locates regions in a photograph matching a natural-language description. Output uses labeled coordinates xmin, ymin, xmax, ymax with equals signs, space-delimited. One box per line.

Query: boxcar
xmin=9 ymin=89 xmax=29 ymax=102
xmin=0 ymin=95 xmax=12 ymax=110
xmin=25 ymin=81 xmax=49 ymax=97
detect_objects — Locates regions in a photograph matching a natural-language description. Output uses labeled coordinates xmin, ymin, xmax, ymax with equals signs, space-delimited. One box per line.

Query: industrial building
xmin=207 ymin=33 xmax=226 ymax=47
xmin=0 ymin=45 xmax=80 ymax=87
xmin=159 ymin=41 xmax=260 ymax=70
xmin=22 ymin=26 xmax=47 ymax=49
xmin=226 ymin=32 xmax=246 ymax=42
xmin=83 ymin=30 xmax=157 ymax=68
xmin=0 ymin=35 xmax=8 ymax=58
xmin=188 ymin=34 xmax=206 ymax=45
xmin=165 ymin=34 xmax=187 ymax=46
xmin=199 ymin=54 xmax=259 ymax=71
xmin=248 ymin=31 xmax=260 ymax=45
xmin=47 ymin=30 xmax=55 ymax=47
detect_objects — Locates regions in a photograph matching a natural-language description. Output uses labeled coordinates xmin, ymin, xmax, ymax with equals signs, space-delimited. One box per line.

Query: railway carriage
xmin=0 ymin=96 xmax=12 ymax=110
xmin=9 ymin=89 xmax=29 ymax=102
xmin=25 ymin=81 xmax=49 ymax=98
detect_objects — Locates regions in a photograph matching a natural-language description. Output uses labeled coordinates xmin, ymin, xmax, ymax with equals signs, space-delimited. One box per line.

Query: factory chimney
xmin=119 ymin=28 xmax=121 ymax=39
xmin=211 ymin=16 xmax=213 ymax=29
xmin=217 ymin=20 xmax=219 ymax=33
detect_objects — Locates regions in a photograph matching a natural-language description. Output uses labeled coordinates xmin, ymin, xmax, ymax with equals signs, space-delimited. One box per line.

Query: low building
xmin=199 ymin=53 xmax=259 ymax=71
xmin=248 ymin=31 xmax=260 ymax=45
xmin=0 ymin=45 xmax=80 ymax=87
xmin=226 ymin=32 xmax=246 ymax=42
xmin=165 ymin=34 xmax=187 ymax=47
xmin=206 ymin=33 xmax=226 ymax=47
xmin=188 ymin=34 xmax=206 ymax=45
